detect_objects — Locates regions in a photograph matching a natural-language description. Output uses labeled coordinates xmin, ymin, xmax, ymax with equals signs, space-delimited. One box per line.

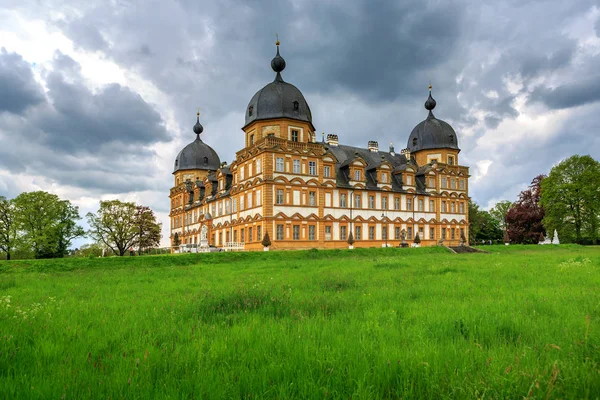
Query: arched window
xmin=203 ymin=157 xmax=208 ymax=165
xmin=412 ymin=138 xmax=417 ymax=147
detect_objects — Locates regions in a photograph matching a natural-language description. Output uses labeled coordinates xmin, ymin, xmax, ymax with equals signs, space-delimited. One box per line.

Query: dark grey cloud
xmin=0 ymin=51 xmax=171 ymax=193
xmin=529 ymin=73 xmax=600 ymax=110
xmin=0 ymin=48 xmax=45 ymax=114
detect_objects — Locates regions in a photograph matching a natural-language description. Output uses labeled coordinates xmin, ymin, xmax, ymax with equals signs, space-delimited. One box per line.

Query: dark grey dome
xmin=243 ymin=44 xmax=313 ymax=129
xmin=173 ymin=116 xmax=221 ymax=173
xmin=407 ymin=90 xmax=459 ymax=152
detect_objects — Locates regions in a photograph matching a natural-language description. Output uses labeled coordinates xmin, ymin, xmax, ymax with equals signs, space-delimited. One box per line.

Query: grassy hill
xmin=0 ymin=245 xmax=599 ymax=399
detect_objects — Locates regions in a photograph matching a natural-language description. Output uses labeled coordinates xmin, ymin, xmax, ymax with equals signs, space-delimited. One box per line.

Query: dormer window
xmin=293 ymin=101 xmax=299 ymax=110
xmin=449 ymin=134 xmax=454 ymax=143
xmin=248 ymin=105 xmax=253 ymax=116
xmin=203 ymin=157 xmax=208 ymax=165
xmin=291 ymin=130 xmax=299 ymax=142
xmin=381 ymin=172 xmax=387 ymax=183
xmin=412 ymin=138 xmax=417 ymax=147
xmin=175 ymin=160 xmax=178 ymax=167
xmin=448 ymin=155 xmax=455 ymax=165
xmin=354 ymin=170 xmax=361 ymax=181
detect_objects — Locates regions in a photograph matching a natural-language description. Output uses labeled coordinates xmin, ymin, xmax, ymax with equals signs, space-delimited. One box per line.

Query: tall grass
xmin=0 ymin=245 xmax=598 ymax=398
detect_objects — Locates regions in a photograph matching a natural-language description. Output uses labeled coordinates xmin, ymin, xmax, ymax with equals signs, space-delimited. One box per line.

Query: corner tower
xmin=407 ymin=86 xmax=460 ymax=166
xmin=242 ymin=39 xmax=316 ymax=147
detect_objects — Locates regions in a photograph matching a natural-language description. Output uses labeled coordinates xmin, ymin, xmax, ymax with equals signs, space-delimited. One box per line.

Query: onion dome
xmin=243 ymin=39 xmax=313 ymax=129
xmin=173 ymin=112 xmax=221 ymax=173
xmin=407 ymin=85 xmax=459 ymax=152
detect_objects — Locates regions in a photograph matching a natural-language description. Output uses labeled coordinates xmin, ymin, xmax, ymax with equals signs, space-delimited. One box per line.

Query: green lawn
xmin=0 ymin=245 xmax=599 ymax=399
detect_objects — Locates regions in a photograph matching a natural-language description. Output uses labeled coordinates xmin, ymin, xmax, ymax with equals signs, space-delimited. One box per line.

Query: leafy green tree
xmin=506 ymin=175 xmax=546 ymax=244
xmin=261 ymin=231 xmax=271 ymax=247
xmin=469 ymin=200 xmax=503 ymax=244
xmin=13 ymin=191 xmax=84 ymax=258
xmin=540 ymin=155 xmax=600 ymax=244
xmin=73 ymin=243 xmax=106 ymax=258
xmin=134 ymin=205 xmax=162 ymax=254
xmin=0 ymin=196 xmax=19 ymax=260
xmin=87 ymin=200 xmax=161 ymax=256
xmin=489 ymin=200 xmax=512 ymax=232
xmin=173 ymin=232 xmax=181 ymax=247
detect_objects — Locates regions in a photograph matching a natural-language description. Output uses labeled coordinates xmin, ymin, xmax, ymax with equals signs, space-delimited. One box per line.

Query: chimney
xmin=368 ymin=141 xmax=378 ymax=152
xmin=401 ymin=148 xmax=411 ymax=160
xmin=389 ymin=142 xmax=395 ymax=156
xmin=326 ymin=134 xmax=339 ymax=146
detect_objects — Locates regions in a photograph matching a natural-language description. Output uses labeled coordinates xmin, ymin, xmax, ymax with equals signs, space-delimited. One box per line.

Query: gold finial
xmin=428 ymin=80 xmax=432 ymax=91
xmin=275 ymin=33 xmax=280 ymax=46
xmin=197 ymin=107 xmax=200 ymax=117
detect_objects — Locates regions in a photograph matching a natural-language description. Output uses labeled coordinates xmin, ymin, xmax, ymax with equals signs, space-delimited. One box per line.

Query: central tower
xmin=242 ymin=40 xmax=316 ymax=147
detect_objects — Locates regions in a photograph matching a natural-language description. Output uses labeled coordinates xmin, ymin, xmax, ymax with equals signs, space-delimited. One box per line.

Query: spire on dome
xmin=271 ymin=34 xmax=286 ymax=82
xmin=193 ymin=109 xmax=204 ymax=139
xmin=424 ymin=84 xmax=437 ymax=118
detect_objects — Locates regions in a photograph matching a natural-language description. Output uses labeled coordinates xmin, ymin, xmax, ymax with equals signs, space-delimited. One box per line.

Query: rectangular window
xmin=407 ymin=198 xmax=413 ymax=211
xmin=218 ymin=203 xmax=223 ymax=216
xmin=240 ymin=196 xmax=244 ymax=210
xmin=324 ymin=166 xmax=331 ymax=178
xmin=276 ymin=157 xmax=284 ymax=172
xmin=247 ymin=193 xmax=253 ymax=208
xmin=354 ymin=194 xmax=361 ymax=209
xmin=308 ymin=226 xmax=315 ymax=240
xmin=430 ymin=227 xmax=435 ymax=240
xmin=369 ymin=226 xmax=375 ymax=240
xmin=441 ymin=201 xmax=446 ymax=212
xmin=293 ymin=225 xmax=300 ymax=240
xmin=382 ymin=196 xmax=388 ymax=210
xmin=460 ymin=228 xmax=465 ymax=239
xmin=276 ymin=189 xmax=284 ymax=204
xmin=234 ymin=230 xmax=238 ymax=242
xmin=441 ymin=177 xmax=447 ymax=188
xmin=382 ymin=226 xmax=388 ymax=240
xmin=248 ymin=227 xmax=253 ymax=242
xmin=418 ymin=199 xmax=424 ymax=211
xmin=381 ymin=172 xmax=387 ymax=183
xmin=340 ymin=226 xmax=347 ymax=240
xmin=442 ymin=228 xmax=447 ymax=239
xmin=276 ymin=224 xmax=284 ymax=240
xmin=429 ymin=177 xmax=435 ymax=187
xmin=257 ymin=226 xmax=262 ymax=242
xmin=448 ymin=155 xmax=455 ymax=165
xmin=451 ymin=202 xmax=456 ymax=213
xmin=451 ymin=229 xmax=455 ymax=240
xmin=291 ymin=130 xmax=299 ymax=142
xmin=459 ymin=202 xmax=464 ymax=214
xmin=293 ymin=160 xmax=300 ymax=174
xmin=325 ymin=226 xmax=332 ymax=240
xmin=419 ymin=227 xmax=424 ymax=239
xmin=395 ymin=227 xmax=401 ymax=240
xmin=460 ymin=179 xmax=465 ymax=190
xmin=395 ymin=197 xmax=400 ymax=210
xmin=256 ymin=190 xmax=261 ymax=206
xmin=429 ymin=200 xmax=435 ymax=212
xmin=233 ymin=199 xmax=237 ymax=212
xmin=240 ymin=166 xmax=244 ymax=181
xmin=355 ymin=226 xmax=361 ymax=240
xmin=241 ymin=228 xmax=245 ymax=243
xmin=354 ymin=170 xmax=361 ymax=181
xmin=406 ymin=175 xmax=412 ymax=185
xmin=309 ymin=161 xmax=317 ymax=175
xmin=451 ymin=178 xmax=456 ymax=189
xmin=407 ymin=227 xmax=413 ymax=240
xmin=256 ymin=159 xmax=261 ymax=174
xmin=369 ymin=196 xmax=375 ymax=209
xmin=309 ymin=191 xmax=316 ymax=206
xmin=340 ymin=194 xmax=347 ymax=208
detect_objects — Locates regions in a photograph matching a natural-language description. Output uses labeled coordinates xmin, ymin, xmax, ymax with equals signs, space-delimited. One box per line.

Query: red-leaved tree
xmin=505 ymin=175 xmax=546 ymax=244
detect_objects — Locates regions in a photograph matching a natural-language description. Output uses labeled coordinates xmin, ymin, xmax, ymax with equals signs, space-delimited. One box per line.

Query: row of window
xmin=275 ymin=157 xmax=318 ymax=175
xmin=440 ymin=177 xmax=466 ymax=190
xmin=272 ymin=224 xmax=465 ymax=241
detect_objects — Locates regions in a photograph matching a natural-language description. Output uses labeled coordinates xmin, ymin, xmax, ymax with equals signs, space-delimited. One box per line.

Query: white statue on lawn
xmin=552 ymin=229 xmax=560 ymax=245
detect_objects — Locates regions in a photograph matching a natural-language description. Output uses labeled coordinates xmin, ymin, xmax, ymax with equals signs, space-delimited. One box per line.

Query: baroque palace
xmin=169 ymin=41 xmax=469 ymax=251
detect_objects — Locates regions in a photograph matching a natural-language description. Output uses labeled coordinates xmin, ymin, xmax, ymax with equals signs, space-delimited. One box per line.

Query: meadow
xmin=0 ymin=245 xmax=598 ymax=399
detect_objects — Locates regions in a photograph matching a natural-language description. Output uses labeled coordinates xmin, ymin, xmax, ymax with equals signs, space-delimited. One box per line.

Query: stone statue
xmin=201 ymin=225 xmax=208 ymax=241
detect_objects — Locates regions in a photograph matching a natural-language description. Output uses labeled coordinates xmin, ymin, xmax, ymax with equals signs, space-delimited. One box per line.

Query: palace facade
xmin=169 ymin=42 xmax=469 ymax=250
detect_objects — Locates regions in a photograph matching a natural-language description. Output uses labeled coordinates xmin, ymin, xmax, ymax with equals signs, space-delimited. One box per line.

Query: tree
xmin=347 ymin=232 xmax=355 ymax=246
xmin=87 ymin=200 xmax=146 ymax=256
xmin=505 ymin=175 xmax=546 ymax=244
xmin=173 ymin=232 xmax=181 ymax=247
xmin=489 ymin=200 xmax=512 ymax=232
xmin=469 ymin=200 xmax=502 ymax=244
xmin=0 ymin=197 xmax=19 ymax=260
xmin=13 ymin=191 xmax=84 ymax=258
xmin=133 ymin=206 xmax=161 ymax=254
xmin=540 ymin=155 xmax=600 ymax=244
xmin=414 ymin=232 xmax=421 ymax=244
xmin=73 ymin=243 xmax=106 ymax=258
xmin=261 ymin=231 xmax=271 ymax=247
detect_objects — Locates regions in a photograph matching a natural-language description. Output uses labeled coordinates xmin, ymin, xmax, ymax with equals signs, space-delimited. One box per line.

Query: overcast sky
xmin=1 ymin=0 xmax=600 ymax=247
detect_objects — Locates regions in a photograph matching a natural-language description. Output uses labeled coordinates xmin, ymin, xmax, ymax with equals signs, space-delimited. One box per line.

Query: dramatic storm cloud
xmin=1 ymin=0 xmax=599 ymax=245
